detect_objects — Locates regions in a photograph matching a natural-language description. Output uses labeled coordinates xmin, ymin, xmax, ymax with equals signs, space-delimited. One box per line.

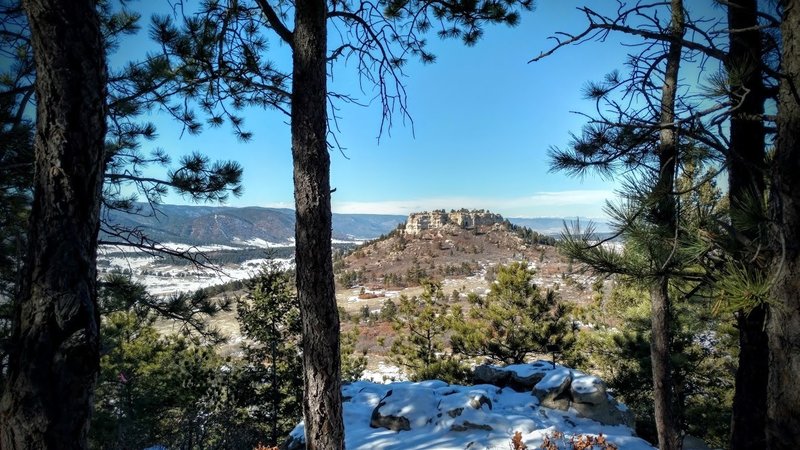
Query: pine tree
xmin=766 ymin=1 xmax=800 ymax=447
xmin=451 ymin=262 xmax=576 ymax=366
xmin=533 ymin=3 xmax=782 ymax=447
xmin=574 ymin=273 xmax=736 ymax=447
xmin=340 ymin=327 xmax=367 ymax=383
xmin=91 ymin=311 xmax=229 ymax=449
xmin=389 ymin=280 xmax=469 ymax=383
xmin=237 ymin=268 xmax=304 ymax=446
xmin=0 ymin=1 xmax=245 ymax=400
xmin=90 ymin=276 xmax=249 ymax=449
xmin=236 ymin=266 xmax=366 ymax=444
xmin=0 ymin=0 xmax=108 ymax=446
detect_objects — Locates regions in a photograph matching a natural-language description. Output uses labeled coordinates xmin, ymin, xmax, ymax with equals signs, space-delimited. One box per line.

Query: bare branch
xmin=253 ymin=0 xmax=293 ymax=47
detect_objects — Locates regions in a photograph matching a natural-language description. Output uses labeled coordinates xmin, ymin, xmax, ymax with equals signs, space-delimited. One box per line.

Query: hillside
xmin=102 ymin=203 xmax=406 ymax=245
xmin=335 ymin=210 xmax=563 ymax=290
xmin=333 ymin=210 xmax=601 ymax=329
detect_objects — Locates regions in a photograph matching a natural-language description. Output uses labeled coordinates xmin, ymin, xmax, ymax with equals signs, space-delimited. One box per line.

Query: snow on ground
xmin=152 ymin=242 xmax=242 ymax=252
xmin=230 ymin=237 xmax=294 ymax=248
xmin=99 ymin=252 xmax=293 ymax=296
xmin=288 ymin=364 xmax=655 ymax=450
xmin=361 ymin=363 xmax=407 ymax=383
xmin=99 ymin=243 xmax=241 ymax=254
xmin=333 ymin=238 xmax=367 ymax=245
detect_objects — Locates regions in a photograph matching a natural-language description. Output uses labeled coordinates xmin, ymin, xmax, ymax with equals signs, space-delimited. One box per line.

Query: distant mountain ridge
xmin=101 ymin=204 xmax=608 ymax=246
xmin=507 ymin=217 xmax=611 ymax=234
xmin=102 ymin=203 xmax=405 ymax=246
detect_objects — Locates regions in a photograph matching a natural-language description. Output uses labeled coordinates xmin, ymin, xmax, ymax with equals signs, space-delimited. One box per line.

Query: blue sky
xmin=116 ymin=1 xmax=725 ymax=219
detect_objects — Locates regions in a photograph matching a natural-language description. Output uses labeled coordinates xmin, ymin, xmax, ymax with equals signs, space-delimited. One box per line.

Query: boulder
xmin=533 ymin=366 xmax=573 ymax=411
xmin=370 ymin=406 xmax=411 ymax=431
xmin=570 ymin=375 xmax=608 ymax=405
xmin=370 ymin=390 xmax=412 ymax=431
xmin=368 ymin=386 xmax=440 ymax=431
xmin=472 ymin=363 xmax=549 ymax=392
xmin=530 ymin=370 xmax=634 ymax=427
xmin=569 ymin=375 xmax=634 ymax=427
xmin=468 ymin=393 xmax=493 ymax=411
xmin=472 ymin=365 xmax=512 ymax=386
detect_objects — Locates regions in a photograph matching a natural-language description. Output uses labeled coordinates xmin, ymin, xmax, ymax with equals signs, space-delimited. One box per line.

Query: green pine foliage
xmin=89 ymin=266 xmax=370 ymax=449
xmin=236 ymin=266 xmax=366 ymax=441
xmin=389 ymin=280 xmax=469 ymax=383
xmin=341 ymin=327 xmax=368 ymax=383
xmin=573 ymin=280 xmax=736 ymax=448
xmin=100 ymin=272 xmax=231 ymax=343
xmin=90 ymin=275 xmax=274 ymax=449
xmin=379 ymin=298 xmax=398 ymax=321
xmin=236 ymin=268 xmax=304 ymax=444
xmin=450 ymin=262 xmax=577 ymax=365
xmin=91 ymin=310 xmax=238 ymax=449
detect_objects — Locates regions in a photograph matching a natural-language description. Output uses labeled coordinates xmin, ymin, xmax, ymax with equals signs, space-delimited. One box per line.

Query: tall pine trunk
xmin=0 ymin=0 xmax=107 ymax=448
xmin=726 ymin=1 xmax=769 ymax=448
xmin=649 ymin=1 xmax=683 ymax=449
xmin=291 ymin=1 xmax=344 ymax=449
xmin=766 ymin=0 xmax=800 ymax=447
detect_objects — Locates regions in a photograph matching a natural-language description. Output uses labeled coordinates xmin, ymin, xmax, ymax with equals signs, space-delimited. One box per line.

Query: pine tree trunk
xmin=649 ymin=1 xmax=683 ymax=449
xmin=0 ymin=0 xmax=107 ymax=449
xmin=766 ymin=1 xmax=800 ymax=447
xmin=726 ymin=1 xmax=769 ymax=448
xmin=650 ymin=279 xmax=681 ymax=450
xmin=291 ymin=1 xmax=344 ymax=449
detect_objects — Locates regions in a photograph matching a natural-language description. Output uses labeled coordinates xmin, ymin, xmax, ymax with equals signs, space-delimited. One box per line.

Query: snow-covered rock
xmin=474 ymin=362 xmax=634 ymax=427
xmin=472 ymin=361 xmax=552 ymax=390
xmin=285 ymin=362 xmax=652 ymax=450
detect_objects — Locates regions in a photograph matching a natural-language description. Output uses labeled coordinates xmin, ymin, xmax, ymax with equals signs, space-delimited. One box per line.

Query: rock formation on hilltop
xmin=404 ymin=209 xmax=504 ymax=235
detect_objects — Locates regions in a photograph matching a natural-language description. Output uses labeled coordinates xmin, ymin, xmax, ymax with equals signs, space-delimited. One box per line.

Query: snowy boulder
xmin=571 ymin=375 xmax=608 ymax=405
xmin=531 ymin=368 xmax=634 ymax=427
xmin=369 ymin=385 xmax=497 ymax=432
xmin=571 ymin=375 xmax=634 ymax=427
xmin=370 ymin=403 xmax=411 ymax=431
xmin=369 ymin=384 xmax=442 ymax=431
xmin=285 ymin=364 xmax=653 ymax=450
xmin=533 ymin=366 xmax=573 ymax=410
xmin=472 ymin=361 xmax=553 ymax=391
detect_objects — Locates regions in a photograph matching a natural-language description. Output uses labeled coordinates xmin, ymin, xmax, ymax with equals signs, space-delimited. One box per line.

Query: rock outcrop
xmin=472 ymin=361 xmax=552 ymax=390
xmin=404 ymin=210 xmax=504 ymax=235
xmin=474 ymin=363 xmax=635 ymax=427
xmin=285 ymin=362 xmax=652 ymax=450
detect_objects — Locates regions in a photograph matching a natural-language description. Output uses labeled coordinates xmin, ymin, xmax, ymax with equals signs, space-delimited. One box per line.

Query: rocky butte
xmin=404 ymin=209 xmax=505 ymax=235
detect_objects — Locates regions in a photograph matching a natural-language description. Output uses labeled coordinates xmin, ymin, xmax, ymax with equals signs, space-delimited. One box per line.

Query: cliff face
xmin=404 ymin=210 xmax=504 ymax=235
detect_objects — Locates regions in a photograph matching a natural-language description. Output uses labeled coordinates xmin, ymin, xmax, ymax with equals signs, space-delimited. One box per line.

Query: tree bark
xmin=649 ymin=1 xmax=683 ymax=449
xmin=650 ymin=279 xmax=681 ymax=450
xmin=726 ymin=1 xmax=769 ymax=449
xmin=0 ymin=0 xmax=107 ymax=449
xmin=766 ymin=1 xmax=800 ymax=448
xmin=291 ymin=1 xmax=344 ymax=449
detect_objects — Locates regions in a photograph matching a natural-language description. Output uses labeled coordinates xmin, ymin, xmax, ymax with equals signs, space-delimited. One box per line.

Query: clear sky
xmin=115 ymin=1 xmax=725 ymax=219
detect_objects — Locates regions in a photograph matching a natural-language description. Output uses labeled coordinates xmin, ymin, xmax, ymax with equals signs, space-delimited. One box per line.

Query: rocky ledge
xmin=284 ymin=361 xmax=653 ymax=450
xmin=404 ymin=209 xmax=504 ymax=235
